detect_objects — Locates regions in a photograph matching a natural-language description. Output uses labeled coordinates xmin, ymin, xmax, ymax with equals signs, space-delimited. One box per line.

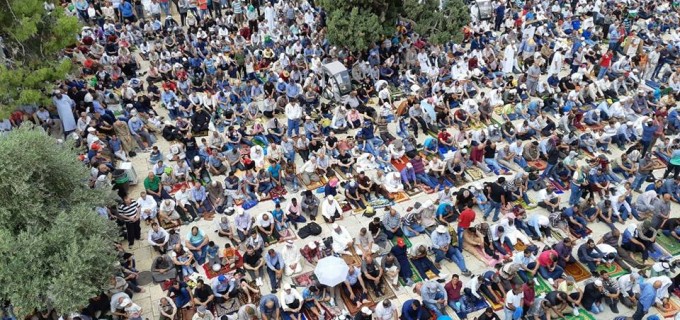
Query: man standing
xmin=52 ymin=90 xmax=77 ymax=137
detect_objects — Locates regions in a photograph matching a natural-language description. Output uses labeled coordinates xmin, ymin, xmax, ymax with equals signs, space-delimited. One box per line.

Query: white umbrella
xmin=314 ymin=256 xmax=349 ymax=286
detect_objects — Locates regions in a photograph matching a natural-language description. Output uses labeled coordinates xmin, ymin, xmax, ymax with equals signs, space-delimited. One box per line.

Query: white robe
xmin=281 ymin=246 xmax=303 ymax=275
xmin=331 ymin=226 xmax=353 ymax=254
xmin=548 ymin=51 xmax=563 ymax=76
xmin=53 ymin=95 xmax=77 ymax=132
xmin=502 ymin=45 xmax=516 ymax=74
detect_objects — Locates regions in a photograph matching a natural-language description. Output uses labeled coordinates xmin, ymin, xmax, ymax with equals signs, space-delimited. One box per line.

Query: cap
xmin=327 ymin=195 xmax=334 ymax=201
xmin=194 ymin=156 xmax=200 ymax=162
xmin=87 ymin=127 xmax=96 ymax=132
xmin=197 ymin=306 xmax=207 ymax=314
xmin=283 ymin=283 xmax=292 ymax=290
xmin=237 ymin=207 xmax=245 ymax=215
xmin=120 ymin=298 xmax=132 ymax=308
xmin=286 ymin=239 xmax=294 ymax=245
xmin=436 ymin=225 xmax=447 ymax=233
xmin=594 ymin=279 xmax=603 ymax=287
xmin=361 ymin=307 xmax=372 ymax=315
xmin=397 ymin=238 xmax=405 ymax=247
xmin=218 ymin=275 xmax=227 ymax=282
xmin=406 ymin=163 xmax=413 ymax=168
xmin=332 ymin=223 xmax=340 ymax=229
xmin=308 ymin=242 xmax=317 ymax=249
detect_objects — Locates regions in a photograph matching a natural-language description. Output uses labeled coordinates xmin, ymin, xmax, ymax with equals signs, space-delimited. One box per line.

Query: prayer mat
xmin=454 ymin=296 xmax=490 ymax=319
xmin=654 ymin=152 xmax=669 ymax=165
xmin=292 ymin=271 xmax=317 ymax=287
xmin=527 ymin=160 xmax=547 ymax=170
xmin=367 ymin=279 xmax=397 ymax=303
xmin=341 ymin=251 xmax=362 ymax=267
xmin=269 ymin=185 xmax=288 ymax=200
xmin=417 ymin=183 xmax=436 ymax=194
xmin=569 ymin=227 xmax=592 ymax=239
xmin=278 ymin=228 xmax=298 ymax=242
xmin=565 ymin=262 xmax=592 ymax=282
xmin=405 ymin=187 xmax=422 ymax=197
xmin=440 ymin=177 xmax=455 ymax=188
xmin=562 ymin=310 xmax=597 ymax=320
xmin=657 ymin=234 xmax=680 ymax=256
xmin=398 ymin=262 xmax=425 ymax=286
xmin=514 ymin=240 xmax=527 ymax=252
xmin=169 ymin=182 xmax=190 ymax=196
xmin=238 ymin=280 xmax=262 ymax=305
xmin=214 ymin=298 xmax=241 ymax=317
xmin=392 ymin=192 xmax=410 ymax=203
xmin=391 ymin=236 xmax=413 ymax=248
xmin=595 ymin=262 xmax=629 ymax=278
xmin=656 ymin=298 xmax=680 ymax=318
xmin=339 ymin=284 xmax=376 ymax=315
xmin=650 ymin=157 xmax=667 ymax=171
xmin=282 ymin=313 xmax=308 ymax=320
xmin=547 ymin=178 xmax=565 ymax=194
xmin=465 ymin=167 xmax=485 ymax=181
xmin=333 ymin=167 xmax=352 ymax=180
xmin=341 ymin=202 xmax=353 ymax=212
xmin=298 ymin=174 xmax=326 ymax=191
xmin=533 ymin=276 xmax=552 ymax=295
xmin=366 ymin=197 xmax=394 ymax=211
xmin=465 ymin=246 xmax=502 ymax=267
xmin=202 ymin=264 xmax=230 ymax=279
xmin=483 ymin=290 xmax=504 ymax=311
xmin=391 ymin=155 xmax=410 ymax=172
xmin=649 ymin=243 xmax=672 ymax=261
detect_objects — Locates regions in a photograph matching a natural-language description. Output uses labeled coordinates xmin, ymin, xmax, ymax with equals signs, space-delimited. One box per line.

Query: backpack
xmin=298 ymin=224 xmax=312 ymax=239
xmin=548 ymin=210 xmax=564 ymax=228
xmin=308 ymin=222 xmax=322 ymax=236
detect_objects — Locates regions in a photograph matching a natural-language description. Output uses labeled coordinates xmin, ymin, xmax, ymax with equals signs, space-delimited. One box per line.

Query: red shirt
xmin=458 ymin=208 xmax=476 ymax=229
xmin=522 ymin=283 xmax=535 ymax=307
xmin=444 ymin=280 xmax=463 ymax=301
xmin=438 ymin=131 xmax=451 ymax=143
xmin=600 ymin=53 xmax=613 ymax=67
xmin=537 ymin=249 xmax=558 ymax=267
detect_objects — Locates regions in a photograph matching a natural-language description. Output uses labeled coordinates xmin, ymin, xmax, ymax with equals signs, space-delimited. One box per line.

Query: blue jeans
xmin=258 ymin=182 xmax=274 ymax=195
xmin=493 ymin=237 xmax=514 ymax=256
xmin=484 ymin=158 xmax=503 ymax=173
xmin=267 ymin=261 xmax=282 ymax=290
xmin=569 ymin=182 xmax=582 ymax=206
xmin=483 ymin=200 xmax=502 ymax=221
xmin=597 ymin=66 xmax=609 ymax=79
xmin=457 ymin=227 xmax=465 ymax=251
xmin=423 ymin=292 xmax=446 ymax=317
xmin=190 ymin=245 xmax=208 ymax=264
xmin=514 ymin=156 xmax=528 ymax=169
xmin=590 ymin=303 xmax=605 ymax=314
xmin=287 ymin=118 xmax=300 ymax=137
xmin=540 ymin=163 xmax=557 ymax=179
xmin=448 ymin=299 xmax=467 ymax=318
xmin=631 ymin=172 xmax=649 ymax=190
xmin=538 ymin=265 xmax=564 ymax=280
xmin=517 ymin=262 xmax=536 ymax=283
xmin=402 ymin=223 xmax=426 ymax=237
xmin=416 ymin=173 xmax=438 ymax=189
xmin=433 ymin=246 xmax=468 ymax=272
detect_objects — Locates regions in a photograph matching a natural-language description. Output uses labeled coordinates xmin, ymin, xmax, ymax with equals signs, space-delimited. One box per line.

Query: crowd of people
xmin=4 ymin=0 xmax=680 ymax=319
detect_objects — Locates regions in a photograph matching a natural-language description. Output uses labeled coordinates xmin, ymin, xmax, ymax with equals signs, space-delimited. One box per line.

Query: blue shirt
xmin=401 ymin=299 xmax=426 ymax=320
xmin=128 ymin=117 xmax=144 ymax=134
xmin=191 ymin=186 xmax=207 ymax=202
xmin=436 ymin=203 xmax=452 ymax=218
xmin=265 ymin=252 xmax=283 ymax=270
xmin=430 ymin=230 xmax=450 ymax=249
xmin=346 ymin=266 xmax=360 ymax=285
xmin=638 ymin=282 xmax=656 ymax=312
xmin=641 ymin=125 xmax=657 ymax=142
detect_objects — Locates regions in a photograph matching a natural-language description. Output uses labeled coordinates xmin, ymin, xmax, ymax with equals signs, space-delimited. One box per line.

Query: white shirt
xmin=374 ymin=302 xmax=397 ymax=320
xmin=138 ymin=196 xmax=158 ymax=213
xmin=159 ymin=200 xmax=177 ymax=214
xmin=285 ymin=103 xmax=302 ymax=120
xmin=280 ymin=289 xmax=303 ymax=311
xmin=281 ymin=245 xmax=301 ymax=265
xmin=321 ymin=199 xmax=343 ymax=219
xmin=175 ymin=189 xmax=194 ymax=206
xmin=331 ymin=226 xmax=353 ymax=252
xmin=618 ymin=274 xmax=640 ymax=295
xmin=504 ymin=290 xmax=524 ymax=309
xmin=148 ymin=227 xmax=169 ymax=245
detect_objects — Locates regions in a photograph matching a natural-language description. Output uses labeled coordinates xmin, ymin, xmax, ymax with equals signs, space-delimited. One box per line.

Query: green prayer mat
xmin=391 ymin=236 xmax=413 ymax=248
xmin=398 ymin=262 xmax=424 ymax=286
xmin=657 ymin=233 xmax=680 ymax=256
xmin=561 ymin=310 xmax=596 ymax=320
xmin=533 ymin=276 xmax=552 ymax=296
xmin=595 ymin=262 xmax=630 ymax=278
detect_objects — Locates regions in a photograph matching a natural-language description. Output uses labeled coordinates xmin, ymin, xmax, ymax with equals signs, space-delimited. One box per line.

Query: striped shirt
xmin=118 ymin=200 xmax=139 ymax=218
